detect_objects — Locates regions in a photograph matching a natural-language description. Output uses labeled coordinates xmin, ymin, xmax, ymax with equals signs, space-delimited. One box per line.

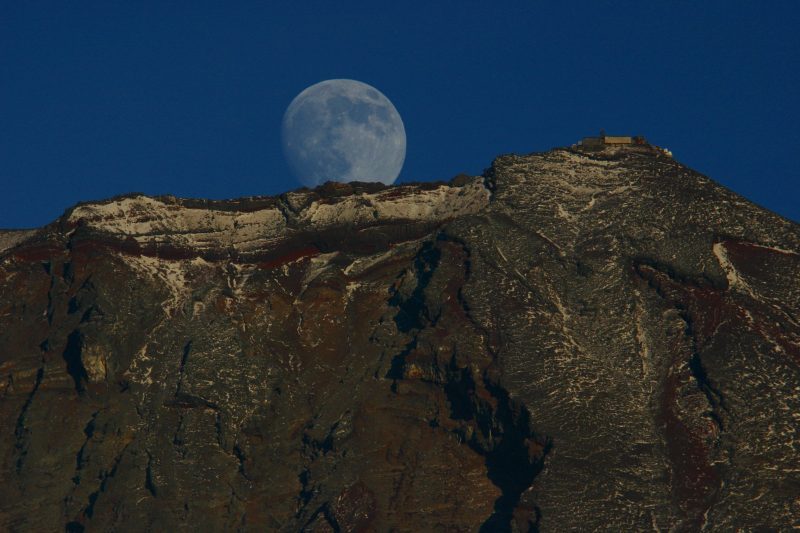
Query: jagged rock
xmin=1 ymin=145 xmax=798 ymax=531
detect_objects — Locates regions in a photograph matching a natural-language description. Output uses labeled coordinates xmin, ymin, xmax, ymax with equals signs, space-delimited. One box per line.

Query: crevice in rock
xmin=388 ymin=241 xmax=441 ymax=334
xmin=635 ymin=261 xmax=728 ymax=418
xmin=437 ymin=352 xmax=551 ymax=532
xmin=275 ymin=197 xmax=300 ymax=225
xmin=79 ymin=306 xmax=100 ymax=324
xmin=681 ymin=316 xmax=727 ymax=418
xmin=62 ymin=261 xmax=75 ymax=285
xmin=296 ymin=468 xmax=314 ymax=516
xmin=302 ymin=503 xmax=341 ymax=533
xmin=443 ymin=361 xmax=476 ymax=421
xmin=83 ymin=442 xmax=131 ymax=520
xmin=144 ymin=451 xmax=157 ymax=497
xmin=634 ymin=260 xmax=727 ymax=527
xmin=302 ymin=426 xmax=335 ymax=456
xmin=65 ymin=521 xmax=85 ymax=532
xmin=14 ymin=365 xmax=44 ymax=474
xmin=179 ymin=340 xmax=191 ymax=375
xmin=73 ymin=410 xmax=101 ymax=484
xmin=294 ymin=414 xmax=353 ymax=524
xmin=174 ymin=340 xmax=192 ymax=395
xmin=46 ymin=264 xmax=57 ymax=325
xmin=385 ymin=338 xmax=416 ymax=383
xmin=232 ymin=443 xmax=249 ymax=480
xmin=62 ymin=330 xmax=88 ymax=394
xmin=164 ymin=391 xmax=219 ymax=410
xmin=477 ymin=380 xmax=551 ymax=532
xmin=384 ymin=240 xmax=440 ymax=385
xmin=633 ymin=256 xmax=723 ymax=291
xmin=385 ymin=237 xmax=551 ymax=532
xmin=172 ymin=413 xmax=187 ymax=456
xmin=68 ymin=296 xmax=80 ymax=314
xmin=214 ymin=411 xmax=224 ymax=449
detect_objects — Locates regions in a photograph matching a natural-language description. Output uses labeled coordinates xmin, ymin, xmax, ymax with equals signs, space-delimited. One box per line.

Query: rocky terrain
xmin=1 ymin=143 xmax=799 ymax=531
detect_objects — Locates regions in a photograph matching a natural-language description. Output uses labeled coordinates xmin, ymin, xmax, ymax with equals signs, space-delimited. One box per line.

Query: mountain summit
xmin=2 ymin=145 xmax=799 ymax=531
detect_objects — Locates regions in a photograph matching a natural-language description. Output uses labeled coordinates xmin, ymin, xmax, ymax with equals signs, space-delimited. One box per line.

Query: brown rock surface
xmin=1 ymin=146 xmax=799 ymax=531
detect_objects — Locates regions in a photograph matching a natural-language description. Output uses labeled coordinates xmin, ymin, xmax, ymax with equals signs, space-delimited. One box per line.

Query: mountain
xmin=1 ymin=143 xmax=799 ymax=531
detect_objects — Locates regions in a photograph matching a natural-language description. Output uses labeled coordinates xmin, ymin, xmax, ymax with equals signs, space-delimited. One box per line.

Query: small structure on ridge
xmin=573 ymin=131 xmax=672 ymax=157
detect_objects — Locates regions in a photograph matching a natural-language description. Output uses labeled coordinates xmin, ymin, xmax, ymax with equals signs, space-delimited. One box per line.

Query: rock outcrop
xmin=1 ymin=146 xmax=798 ymax=531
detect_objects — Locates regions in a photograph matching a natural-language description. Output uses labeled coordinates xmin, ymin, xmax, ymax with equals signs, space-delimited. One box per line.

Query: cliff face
xmin=1 ymin=147 xmax=799 ymax=531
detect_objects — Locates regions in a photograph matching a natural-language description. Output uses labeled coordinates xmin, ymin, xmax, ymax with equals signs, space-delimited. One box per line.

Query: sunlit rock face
xmin=1 ymin=147 xmax=799 ymax=531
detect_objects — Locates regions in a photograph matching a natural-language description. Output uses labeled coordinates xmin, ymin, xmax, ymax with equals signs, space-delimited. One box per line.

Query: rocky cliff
xmin=1 ymin=145 xmax=799 ymax=531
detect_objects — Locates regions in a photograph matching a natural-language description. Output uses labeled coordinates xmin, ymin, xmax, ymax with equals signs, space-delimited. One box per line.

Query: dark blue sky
xmin=2 ymin=1 xmax=799 ymax=228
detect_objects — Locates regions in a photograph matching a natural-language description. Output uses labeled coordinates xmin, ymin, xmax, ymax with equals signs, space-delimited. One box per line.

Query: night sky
xmin=1 ymin=1 xmax=798 ymax=228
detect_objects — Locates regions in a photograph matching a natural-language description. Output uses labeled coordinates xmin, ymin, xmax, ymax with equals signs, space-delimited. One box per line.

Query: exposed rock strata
xmin=1 ymin=147 xmax=798 ymax=531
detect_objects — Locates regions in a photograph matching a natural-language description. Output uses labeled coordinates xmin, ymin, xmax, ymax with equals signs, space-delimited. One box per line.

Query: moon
xmin=281 ymin=79 xmax=406 ymax=187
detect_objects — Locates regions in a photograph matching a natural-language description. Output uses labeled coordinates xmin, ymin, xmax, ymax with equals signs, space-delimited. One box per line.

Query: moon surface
xmin=281 ymin=79 xmax=406 ymax=187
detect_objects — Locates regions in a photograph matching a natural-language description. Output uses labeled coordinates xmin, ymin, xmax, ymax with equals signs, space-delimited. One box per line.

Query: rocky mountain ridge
xmin=1 ymin=145 xmax=799 ymax=531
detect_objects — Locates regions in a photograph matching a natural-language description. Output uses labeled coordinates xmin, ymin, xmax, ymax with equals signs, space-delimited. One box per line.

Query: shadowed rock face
xmin=1 ymin=147 xmax=799 ymax=531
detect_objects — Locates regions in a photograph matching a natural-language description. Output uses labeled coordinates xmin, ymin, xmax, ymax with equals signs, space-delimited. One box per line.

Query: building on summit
xmin=578 ymin=131 xmax=646 ymax=148
xmin=574 ymin=131 xmax=672 ymax=157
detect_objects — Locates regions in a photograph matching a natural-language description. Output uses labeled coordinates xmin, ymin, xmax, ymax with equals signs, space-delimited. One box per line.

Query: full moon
xmin=281 ymin=79 xmax=406 ymax=187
